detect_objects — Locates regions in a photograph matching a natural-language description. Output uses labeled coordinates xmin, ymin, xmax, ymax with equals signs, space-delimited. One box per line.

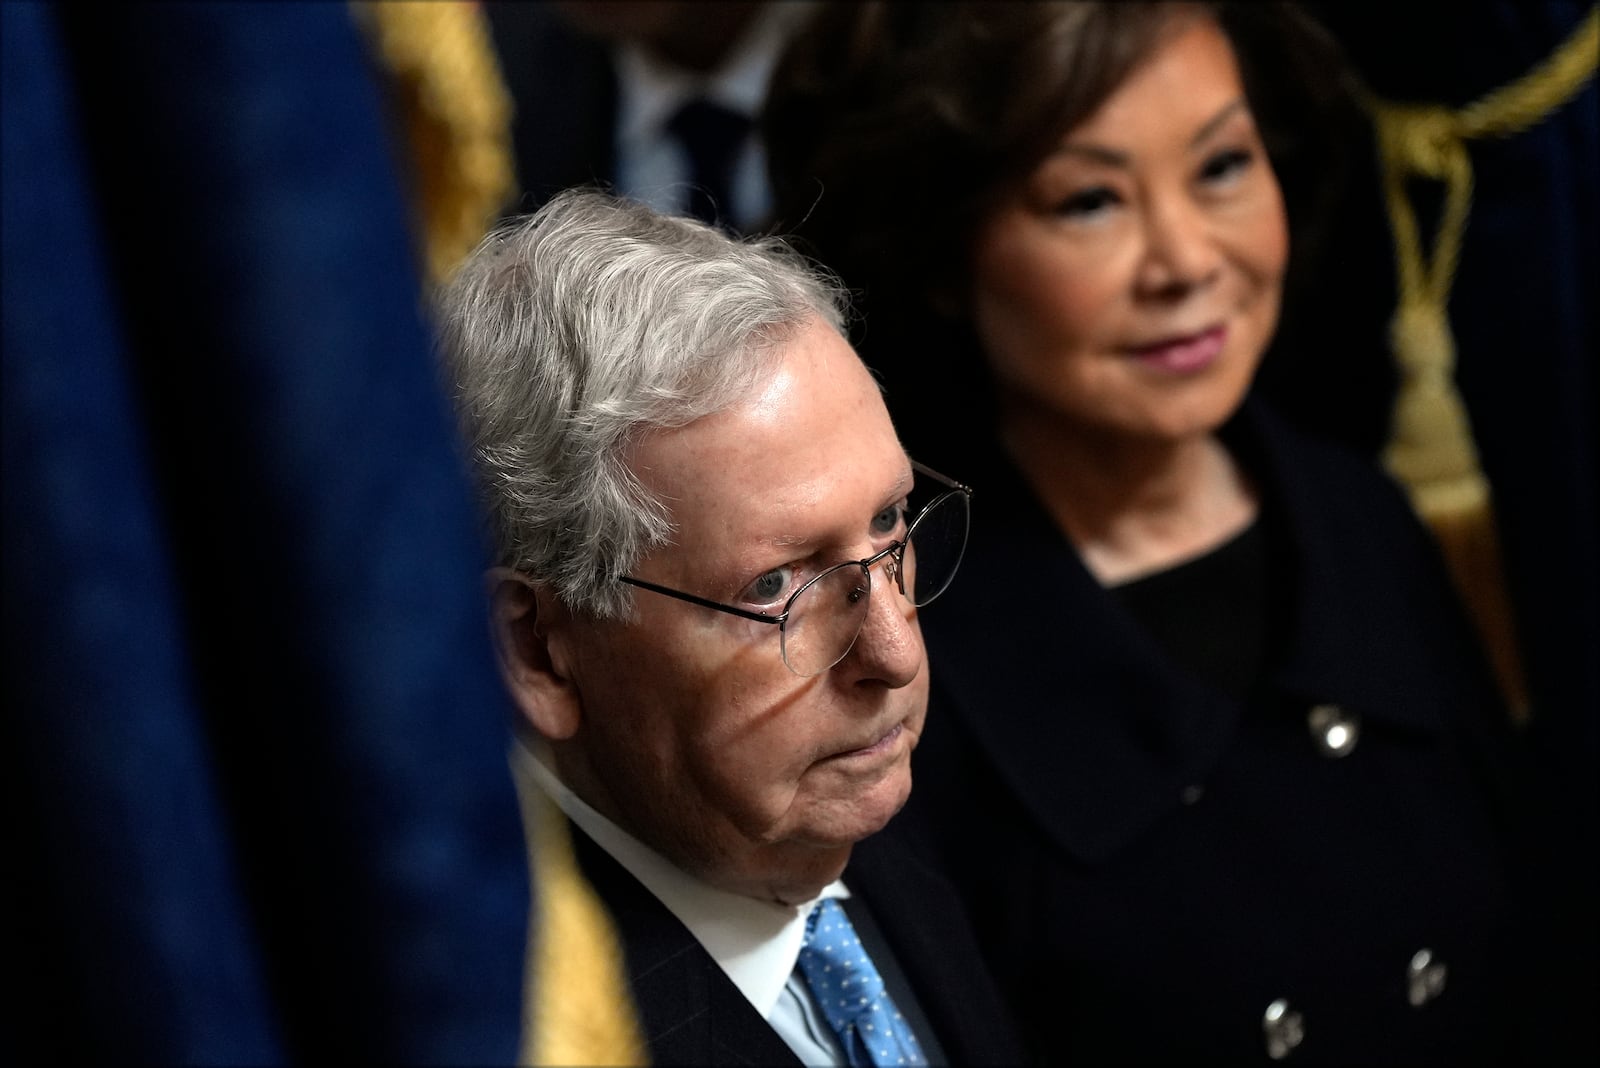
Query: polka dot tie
xmin=796 ymin=898 xmax=929 ymax=1067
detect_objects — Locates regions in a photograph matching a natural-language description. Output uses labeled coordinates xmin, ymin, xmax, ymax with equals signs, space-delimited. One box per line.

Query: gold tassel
xmin=350 ymin=0 xmax=517 ymax=285
xmin=352 ymin=6 xmax=647 ymax=1058
xmin=511 ymin=748 xmax=650 ymax=1068
xmin=1365 ymin=6 xmax=1599 ymax=723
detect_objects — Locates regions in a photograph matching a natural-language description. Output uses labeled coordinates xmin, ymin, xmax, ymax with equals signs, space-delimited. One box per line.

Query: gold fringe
xmin=1365 ymin=6 xmax=1599 ymax=723
xmin=511 ymin=748 xmax=650 ymax=1068
xmin=350 ymin=0 xmax=517 ymax=285
xmin=351 ymin=5 xmax=647 ymax=1058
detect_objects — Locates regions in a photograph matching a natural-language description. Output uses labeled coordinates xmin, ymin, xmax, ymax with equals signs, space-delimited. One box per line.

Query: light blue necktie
xmin=796 ymin=898 xmax=929 ymax=1067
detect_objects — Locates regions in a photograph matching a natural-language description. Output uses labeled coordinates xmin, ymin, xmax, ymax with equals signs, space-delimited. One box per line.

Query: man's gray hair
xmin=434 ymin=189 xmax=848 ymax=619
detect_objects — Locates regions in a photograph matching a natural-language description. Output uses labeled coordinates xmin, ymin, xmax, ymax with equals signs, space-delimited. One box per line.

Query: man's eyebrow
xmin=889 ymin=466 xmax=914 ymax=497
xmin=758 ymin=468 xmax=913 ymax=550
xmin=1047 ymin=98 xmax=1249 ymax=167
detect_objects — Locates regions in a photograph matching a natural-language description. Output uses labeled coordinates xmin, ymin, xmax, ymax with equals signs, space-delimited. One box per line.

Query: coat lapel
xmin=569 ymin=826 xmax=799 ymax=1067
xmin=921 ymin=438 xmax=1239 ymax=866
xmin=922 ymin=395 xmax=1474 ymax=868
xmin=846 ymin=830 xmax=1027 ymax=1066
xmin=1236 ymin=397 xmax=1490 ymax=728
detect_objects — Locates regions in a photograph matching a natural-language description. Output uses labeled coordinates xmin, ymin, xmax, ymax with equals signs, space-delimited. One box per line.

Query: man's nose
xmin=838 ymin=554 xmax=923 ymax=689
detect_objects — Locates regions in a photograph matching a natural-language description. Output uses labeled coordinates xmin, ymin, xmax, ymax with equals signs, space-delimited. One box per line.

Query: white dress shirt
xmin=519 ymin=741 xmax=849 ymax=1064
xmin=610 ymin=2 xmax=816 ymax=230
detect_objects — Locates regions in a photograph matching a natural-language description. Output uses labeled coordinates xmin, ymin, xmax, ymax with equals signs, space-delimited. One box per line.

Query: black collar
xmin=919 ymin=395 xmax=1462 ymax=864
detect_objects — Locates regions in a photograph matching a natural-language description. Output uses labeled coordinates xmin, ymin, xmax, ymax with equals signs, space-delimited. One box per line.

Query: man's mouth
xmin=828 ymin=721 xmax=905 ymax=761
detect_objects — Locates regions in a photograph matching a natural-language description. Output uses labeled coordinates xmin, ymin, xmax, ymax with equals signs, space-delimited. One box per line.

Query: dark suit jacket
xmin=899 ymin=396 xmax=1532 ymax=1065
xmin=570 ymin=820 xmax=1024 ymax=1066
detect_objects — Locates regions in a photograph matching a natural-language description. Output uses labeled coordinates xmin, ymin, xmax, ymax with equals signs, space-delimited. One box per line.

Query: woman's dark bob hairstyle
xmin=766 ymin=1 xmax=1360 ymax=311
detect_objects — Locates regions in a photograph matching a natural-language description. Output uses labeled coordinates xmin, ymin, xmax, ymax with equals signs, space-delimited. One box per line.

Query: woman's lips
xmin=1127 ymin=324 xmax=1227 ymax=373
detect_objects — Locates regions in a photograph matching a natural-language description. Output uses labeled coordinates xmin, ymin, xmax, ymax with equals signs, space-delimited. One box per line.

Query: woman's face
xmin=969 ymin=15 xmax=1287 ymax=446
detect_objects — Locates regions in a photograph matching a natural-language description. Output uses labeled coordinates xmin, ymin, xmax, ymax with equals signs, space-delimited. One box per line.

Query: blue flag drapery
xmin=3 ymin=3 xmax=528 ymax=1062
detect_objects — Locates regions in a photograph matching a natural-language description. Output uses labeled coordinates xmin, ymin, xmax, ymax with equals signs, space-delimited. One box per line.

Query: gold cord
xmin=514 ymin=760 xmax=649 ymax=1067
xmin=350 ymin=1 xmax=517 ymax=285
xmin=1365 ymin=6 xmax=1598 ymax=721
xmin=352 ymin=6 xmax=648 ymax=1060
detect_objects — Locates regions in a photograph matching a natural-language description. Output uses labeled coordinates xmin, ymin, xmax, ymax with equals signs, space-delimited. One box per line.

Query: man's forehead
xmin=627 ymin=418 xmax=910 ymax=580
xmin=656 ymin=464 xmax=910 ymax=591
xmin=644 ymin=456 xmax=909 ymax=532
xmin=626 ymin=316 xmax=908 ymax=561
xmin=633 ymin=323 xmax=895 ymax=476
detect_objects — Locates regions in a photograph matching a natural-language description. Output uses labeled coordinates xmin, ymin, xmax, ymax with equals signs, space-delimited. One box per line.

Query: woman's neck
xmin=1000 ymin=406 xmax=1258 ymax=586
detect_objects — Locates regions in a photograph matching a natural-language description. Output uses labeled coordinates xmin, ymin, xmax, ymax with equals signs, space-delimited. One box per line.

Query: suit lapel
xmin=837 ymin=892 xmax=948 ymax=1066
xmin=569 ymin=826 xmax=799 ymax=1067
xmin=567 ymin=820 xmax=1025 ymax=1065
xmin=847 ymin=831 xmax=1027 ymax=1066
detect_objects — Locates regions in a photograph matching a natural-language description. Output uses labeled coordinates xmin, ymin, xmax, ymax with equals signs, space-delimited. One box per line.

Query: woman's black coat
xmin=899 ymin=395 xmax=1530 ymax=1064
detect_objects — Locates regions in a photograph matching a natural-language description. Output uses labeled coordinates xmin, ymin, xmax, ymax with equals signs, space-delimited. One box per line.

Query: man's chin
xmin=737 ymin=774 xmax=913 ymax=903
xmin=807 ymin=766 xmax=914 ymax=846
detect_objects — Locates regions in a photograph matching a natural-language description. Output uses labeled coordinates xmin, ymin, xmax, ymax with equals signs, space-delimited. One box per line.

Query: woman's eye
xmin=742 ymin=567 xmax=794 ymax=608
xmin=1053 ymin=186 xmax=1120 ymax=220
xmin=871 ymin=501 xmax=908 ymax=538
xmin=1199 ymin=147 xmax=1253 ymax=185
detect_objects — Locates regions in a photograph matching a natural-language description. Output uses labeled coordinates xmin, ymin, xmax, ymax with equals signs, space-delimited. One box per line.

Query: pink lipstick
xmin=1128 ymin=325 xmax=1227 ymax=373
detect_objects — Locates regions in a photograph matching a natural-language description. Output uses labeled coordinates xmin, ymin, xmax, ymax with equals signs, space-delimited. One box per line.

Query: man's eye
xmin=742 ymin=567 xmax=794 ymax=608
xmin=871 ymin=502 xmax=908 ymax=538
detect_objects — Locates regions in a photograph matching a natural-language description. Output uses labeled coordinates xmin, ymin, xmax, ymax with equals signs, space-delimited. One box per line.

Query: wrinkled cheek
xmin=909 ymin=676 xmax=931 ymax=734
xmin=693 ymin=744 xmax=811 ymax=843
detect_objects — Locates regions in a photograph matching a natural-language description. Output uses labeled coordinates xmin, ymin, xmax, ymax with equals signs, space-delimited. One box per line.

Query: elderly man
xmin=433 ymin=190 xmax=1018 ymax=1066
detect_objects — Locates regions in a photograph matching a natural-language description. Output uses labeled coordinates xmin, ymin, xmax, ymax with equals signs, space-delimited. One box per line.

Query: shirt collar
xmin=517 ymin=739 xmax=847 ymax=1018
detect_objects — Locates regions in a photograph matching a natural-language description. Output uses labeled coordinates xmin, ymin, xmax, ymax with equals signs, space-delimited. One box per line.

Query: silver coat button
xmin=1263 ymin=998 xmax=1305 ymax=1059
xmin=1407 ymin=948 xmax=1448 ymax=1007
xmin=1308 ymin=703 xmax=1360 ymax=757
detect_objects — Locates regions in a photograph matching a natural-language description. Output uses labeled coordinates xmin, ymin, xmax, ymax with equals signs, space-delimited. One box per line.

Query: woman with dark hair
xmin=765 ymin=3 xmax=1528 ymax=1063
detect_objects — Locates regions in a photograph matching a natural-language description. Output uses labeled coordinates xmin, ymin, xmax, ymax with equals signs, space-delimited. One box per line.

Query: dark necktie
xmin=665 ymin=97 xmax=751 ymax=228
xmin=795 ymin=898 xmax=929 ymax=1067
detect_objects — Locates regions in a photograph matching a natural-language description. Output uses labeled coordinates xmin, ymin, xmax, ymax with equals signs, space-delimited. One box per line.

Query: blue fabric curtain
xmin=3 ymin=3 xmax=528 ymax=1062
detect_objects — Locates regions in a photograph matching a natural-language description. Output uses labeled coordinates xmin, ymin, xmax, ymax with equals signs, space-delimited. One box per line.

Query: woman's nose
xmin=1136 ymin=193 xmax=1222 ymax=297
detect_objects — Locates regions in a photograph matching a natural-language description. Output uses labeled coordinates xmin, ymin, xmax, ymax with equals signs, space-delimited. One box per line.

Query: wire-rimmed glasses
xmin=619 ymin=460 xmax=971 ymax=676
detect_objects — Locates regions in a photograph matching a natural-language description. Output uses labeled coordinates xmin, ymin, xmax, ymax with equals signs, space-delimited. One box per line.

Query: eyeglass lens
xmin=779 ymin=489 xmax=970 ymax=676
xmin=905 ymin=490 xmax=968 ymax=606
xmin=780 ymin=564 xmax=872 ymax=677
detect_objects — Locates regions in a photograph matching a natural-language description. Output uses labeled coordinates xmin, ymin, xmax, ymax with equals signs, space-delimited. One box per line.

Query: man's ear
xmin=486 ymin=567 xmax=583 ymax=741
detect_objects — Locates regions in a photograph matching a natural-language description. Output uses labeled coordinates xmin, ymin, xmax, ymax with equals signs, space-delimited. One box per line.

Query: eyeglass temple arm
xmin=618 ymin=576 xmax=784 ymax=625
xmin=910 ymin=458 xmax=973 ymax=496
